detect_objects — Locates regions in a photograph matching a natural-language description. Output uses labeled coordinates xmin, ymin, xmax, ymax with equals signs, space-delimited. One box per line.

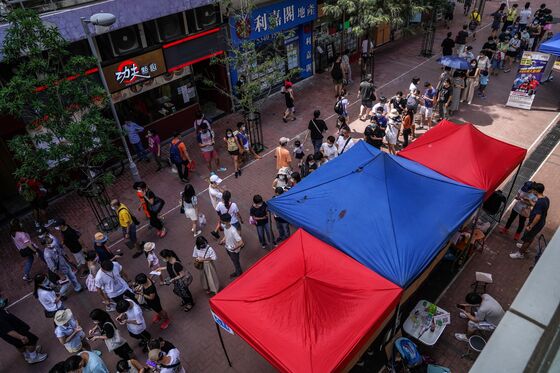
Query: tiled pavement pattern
xmin=1 ymin=1 xmax=560 ymax=371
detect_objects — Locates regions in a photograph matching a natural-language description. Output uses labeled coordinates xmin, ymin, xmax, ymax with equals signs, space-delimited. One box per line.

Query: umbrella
xmin=437 ymin=56 xmax=470 ymax=70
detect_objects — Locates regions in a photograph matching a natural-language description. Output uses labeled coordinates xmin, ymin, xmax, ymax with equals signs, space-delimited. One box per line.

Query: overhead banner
xmin=506 ymin=51 xmax=550 ymax=110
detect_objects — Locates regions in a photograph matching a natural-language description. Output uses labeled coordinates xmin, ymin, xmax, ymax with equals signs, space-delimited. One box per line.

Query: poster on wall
xmin=506 ymin=51 xmax=550 ymax=110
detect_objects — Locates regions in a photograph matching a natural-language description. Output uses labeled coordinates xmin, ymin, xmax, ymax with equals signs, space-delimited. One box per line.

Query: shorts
xmin=228 ymin=149 xmax=240 ymax=156
xmin=361 ymin=100 xmax=373 ymax=108
xmin=184 ymin=207 xmax=197 ymax=221
xmin=521 ymin=225 xmax=544 ymax=243
xmin=146 ymin=298 xmax=163 ymax=313
xmin=333 ymin=79 xmax=343 ymax=85
xmin=72 ymin=251 xmax=85 ymax=266
xmin=506 ymin=50 xmax=517 ymax=57
xmin=424 ymin=107 xmax=433 ymax=118
xmin=201 ymin=150 xmax=218 ymax=162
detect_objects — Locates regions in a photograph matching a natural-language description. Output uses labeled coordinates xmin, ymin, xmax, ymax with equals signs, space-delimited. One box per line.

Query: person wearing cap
xmin=93 ymin=232 xmax=121 ymax=263
xmin=43 ymin=234 xmax=83 ymax=293
xmin=54 ymin=309 xmax=92 ymax=353
xmin=110 ymin=199 xmax=141 ymax=258
xmin=385 ymin=109 xmax=401 ymax=155
xmin=219 ymin=213 xmax=244 ymax=278
xmin=54 ymin=219 xmax=87 ymax=278
xmin=148 ymin=346 xmax=185 ymax=373
xmin=372 ymin=96 xmax=389 ymax=118
xmin=272 ymin=167 xmax=291 ymax=191
xmin=274 ymin=137 xmax=292 ymax=170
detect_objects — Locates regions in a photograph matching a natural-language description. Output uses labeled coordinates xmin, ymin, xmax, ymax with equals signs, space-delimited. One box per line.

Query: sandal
xmin=183 ymin=304 xmax=194 ymax=312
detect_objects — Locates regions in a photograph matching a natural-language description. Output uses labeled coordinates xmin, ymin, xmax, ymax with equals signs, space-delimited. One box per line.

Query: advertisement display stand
xmin=505 ymin=51 xmax=550 ymax=110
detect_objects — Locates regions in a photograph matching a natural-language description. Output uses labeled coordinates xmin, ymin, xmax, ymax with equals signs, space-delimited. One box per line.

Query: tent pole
xmin=500 ymin=162 xmax=523 ymax=222
xmin=268 ymin=211 xmax=276 ymax=243
xmin=216 ymin=324 xmax=233 ymax=367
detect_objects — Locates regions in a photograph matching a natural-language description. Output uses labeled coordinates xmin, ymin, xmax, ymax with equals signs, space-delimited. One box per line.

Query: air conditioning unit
xmin=109 ymin=26 xmax=141 ymax=57
xmin=155 ymin=14 xmax=186 ymax=42
xmin=195 ymin=5 xmax=220 ymax=29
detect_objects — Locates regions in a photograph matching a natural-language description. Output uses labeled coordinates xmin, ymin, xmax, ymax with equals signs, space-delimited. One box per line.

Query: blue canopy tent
xmin=268 ymin=142 xmax=485 ymax=288
xmin=539 ymin=33 xmax=560 ymax=56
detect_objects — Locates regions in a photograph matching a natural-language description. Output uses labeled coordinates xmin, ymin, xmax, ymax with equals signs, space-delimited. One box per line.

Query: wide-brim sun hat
xmin=94 ymin=232 xmax=108 ymax=243
xmin=144 ymin=242 xmax=156 ymax=252
xmin=54 ymin=309 xmax=73 ymax=326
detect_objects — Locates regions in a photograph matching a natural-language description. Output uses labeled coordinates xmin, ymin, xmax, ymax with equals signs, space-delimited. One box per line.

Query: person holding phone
xmin=454 ymin=292 xmax=504 ymax=342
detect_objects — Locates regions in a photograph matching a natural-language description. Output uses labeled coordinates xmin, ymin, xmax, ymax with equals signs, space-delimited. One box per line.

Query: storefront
xmin=228 ymin=0 xmax=317 ymax=92
xmin=106 ymin=26 xmax=230 ymax=140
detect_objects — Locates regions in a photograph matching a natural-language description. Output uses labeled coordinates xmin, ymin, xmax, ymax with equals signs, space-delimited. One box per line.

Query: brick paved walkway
xmin=1 ymin=1 xmax=559 ymax=371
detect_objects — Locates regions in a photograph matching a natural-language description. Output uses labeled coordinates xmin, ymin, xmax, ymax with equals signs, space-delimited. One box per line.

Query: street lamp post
xmin=80 ymin=13 xmax=141 ymax=182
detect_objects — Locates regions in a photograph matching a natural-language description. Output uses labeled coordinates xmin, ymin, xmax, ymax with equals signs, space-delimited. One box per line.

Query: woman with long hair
xmin=193 ymin=236 xmax=220 ymax=295
xmin=10 ymin=218 xmax=41 ymax=282
xmin=157 ymin=249 xmax=194 ymax=312
xmin=134 ymin=273 xmax=170 ymax=330
xmin=215 ymin=191 xmax=243 ymax=231
xmin=33 ymin=273 xmax=64 ymax=318
xmin=87 ymin=308 xmax=133 ymax=360
xmin=181 ymin=184 xmax=201 ymax=237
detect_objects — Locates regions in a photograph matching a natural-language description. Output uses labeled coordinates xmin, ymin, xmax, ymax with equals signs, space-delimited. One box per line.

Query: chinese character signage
xmin=103 ymin=49 xmax=166 ymax=93
xmin=229 ymin=0 xmax=317 ymax=44
xmin=506 ymin=51 xmax=550 ymax=110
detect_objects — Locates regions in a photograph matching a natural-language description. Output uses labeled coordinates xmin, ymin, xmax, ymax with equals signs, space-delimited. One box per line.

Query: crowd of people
xmin=2 ymin=2 xmax=555 ymax=371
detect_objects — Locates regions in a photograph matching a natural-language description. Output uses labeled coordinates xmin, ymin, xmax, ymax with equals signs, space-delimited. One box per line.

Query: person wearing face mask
xmin=476 ymin=51 xmax=490 ymax=72
xmin=320 ymin=136 xmax=338 ymax=162
xmin=224 ymin=128 xmax=243 ymax=178
xmin=504 ymin=32 xmax=521 ymax=72
xmin=43 ymin=235 xmax=83 ymax=293
xmin=301 ymin=154 xmax=318 ymax=177
xmin=110 ymin=199 xmax=141 ymax=258
xmin=197 ymin=122 xmax=224 ymax=174
xmin=33 ymin=273 xmax=64 ymax=318
xmin=436 ymin=79 xmax=453 ymax=120
xmin=85 ymin=251 xmax=116 ymax=312
xmin=462 ymin=59 xmax=480 ymax=105
xmin=336 ymin=126 xmax=356 ymax=156
xmin=235 ymin=122 xmax=261 ymax=164
xmin=192 ymin=236 xmax=220 ymax=294
xmin=272 ymin=168 xmax=291 ymax=190
xmin=54 ymin=308 xmax=94 ymax=354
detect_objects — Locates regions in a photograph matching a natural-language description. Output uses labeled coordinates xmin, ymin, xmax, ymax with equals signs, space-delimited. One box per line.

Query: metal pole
xmin=80 ymin=17 xmax=141 ymax=183
xmin=215 ymin=323 xmax=233 ymax=367
xmin=500 ymin=162 xmax=523 ymax=222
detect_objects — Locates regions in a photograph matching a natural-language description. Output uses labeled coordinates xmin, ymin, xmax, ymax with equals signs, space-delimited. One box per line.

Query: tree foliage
xmin=207 ymin=0 xmax=299 ymax=115
xmin=0 ymin=9 xmax=118 ymax=191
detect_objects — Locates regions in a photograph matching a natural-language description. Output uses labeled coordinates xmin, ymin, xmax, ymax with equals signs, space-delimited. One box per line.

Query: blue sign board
xmin=229 ymin=0 xmax=317 ymax=45
xmin=211 ymin=311 xmax=234 ymax=335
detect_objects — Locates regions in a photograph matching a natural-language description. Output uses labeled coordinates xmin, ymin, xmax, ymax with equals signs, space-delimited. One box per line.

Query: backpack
xmin=334 ymin=99 xmax=344 ymax=115
xmin=406 ymin=94 xmax=419 ymax=111
xmin=469 ymin=19 xmax=478 ymax=30
xmin=169 ymin=142 xmax=182 ymax=164
xmin=483 ymin=190 xmax=506 ymax=215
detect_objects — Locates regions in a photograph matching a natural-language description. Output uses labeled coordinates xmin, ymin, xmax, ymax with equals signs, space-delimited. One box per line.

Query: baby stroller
xmin=388 ymin=337 xmax=423 ymax=372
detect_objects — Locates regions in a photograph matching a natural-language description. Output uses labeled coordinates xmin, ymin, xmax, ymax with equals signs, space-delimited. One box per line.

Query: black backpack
xmin=483 ymin=190 xmax=506 ymax=215
xmin=334 ymin=99 xmax=344 ymax=115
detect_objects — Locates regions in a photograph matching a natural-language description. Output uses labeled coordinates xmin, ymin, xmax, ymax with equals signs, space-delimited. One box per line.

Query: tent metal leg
xmin=500 ymin=162 xmax=523 ymax=222
xmin=216 ymin=323 xmax=233 ymax=367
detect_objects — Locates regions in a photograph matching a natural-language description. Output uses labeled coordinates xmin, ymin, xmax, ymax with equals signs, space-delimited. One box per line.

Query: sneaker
xmin=261 ymin=245 xmax=267 ymax=249
xmin=510 ymin=251 xmax=525 ymax=259
xmin=499 ymin=226 xmax=508 ymax=234
xmin=193 ymin=230 xmax=202 ymax=237
xmin=516 ymin=242 xmax=523 ymax=249
xmin=514 ymin=232 xmax=521 ymax=241
xmin=74 ymin=286 xmax=83 ymax=293
xmin=218 ymin=167 xmax=227 ymax=172
xmin=211 ymin=231 xmax=220 ymax=239
xmin=454 ymin=333 xmax=469 ymax=342
xmin=27 ymin=352 xmax=48 ymax=364
xmin=152 ymin=314 xmax=162 ymax=324
xmin=160 ymin=319 xmax=171 ymax=330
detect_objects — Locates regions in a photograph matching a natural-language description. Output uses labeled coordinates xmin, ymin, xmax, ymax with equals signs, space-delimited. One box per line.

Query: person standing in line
xmin=490 ymin=3 xmax=507 ymax=38
xmin=33 ymin=273 xmax=64 ymax=318
xmin=320 ymin=136 xmax=338 ymax=162
xmin=208 ymin=175 xmax=224 ymax=240
xmin=0 ymin=301 xmax=48 ymax=364
xmin=84 ymin=252 xmax=116 ymax=312
xmin=504 ymin=32 xmax=522 ymax=73
xmin=54 ymin=309 xmax=93 ymax=354
xmin=518 ymin=2 xmax=532 ymax=30
xmin=169 ymin=131 xmax=192 ymax=183
xmin=401 ymin=109 xmax=414 ymax=148
xmin=341 ymin=49 xmax=353 ymax=84
xmin=148 ymin=347 xmax=186 ymax=373
xmin=181 ymin=184 xmax=202 ymax=237
xmin=219 ymin=213 xmax=244 ymax=278
xmin=272 ymin=188 xmax=290 ymax=243
xmin=87 ymin=308 xmax=133 ymax=360
xmin=422 ymin=82 xmax=437 ymax=129
xmin=477 ymin=70 xmax=490 ymax=99
xmin=95 ymin=260 xmax=136 ymax=305
xmin=500 ymin=181 xmax=538 ymax=240
xmin=462 ymin=60 xmax=480 ymax=104
xmin=459 ymin=45 xmax=475 ymax=62
xmin=10 ymin=218 xmax=42 ymax=282
xmin=215 ymin=191 xmax=243 ymax=232
xmin=441 ymin=32 xmax=455 ymax=56
xmin=235 ymin=122 xmax=261 ymax=164
xmin=198 ymin=122 xmax=225 ymax=175
xmin=157 ymin=249 xmax=195 ymax=312
xmin=336 ymin=126 xmax=356 ymax=156
xmin=54 ymin=219 xmax=87 ymax=277
xmin=93 ymin=232 xmax=122 ymax=263
xmin=274 ymin=137 xmax=292 ymax=170
xmin=134 ymin=273 xmax=170 ymax=330
xmin=250 ymin=195 xmax=272 ymax=249
xmin=193 ymin=236 xmax=220 ymax=295
xmin=527 ymin=19 xmax=542 ymax=51
xmin=385 ymin=109 xmax=400 ymax=155
xmin=305 ymin=110 xmax=328 ymax=154
xmin=436 ymin=79 xmax=453 ymax=120
xmin=455 ymin=25 xmax=470 ymax=55
xmin=43 ymin=235 xmax=83 ymax=293
xmin=282 ymin=81 xmax=296 ymax=122
xmin=450 ymin=71 xmax=465 ymax=116
xmin=357 ymin=74 xmax=376 ymax=121
xmin=511 ymin=183 xmax=550 ymax=259
xmin=224 ymin=128 xmax=242 ymax=178
xmin=390 ymin=91 xmax=407 ymax=115
xmin=111 ymin=199 xmax=142 ymax=257
xmin=147 ymin=129 xmax=169 ymax=172
xmin=116 ymin=299 xmax=151 ymax=352
xmin=64 ymin=352 xmax=110 ymax=373
xmin=408 ymin=77 xmax=421 ymax=95
xmin=330 ymin=55 xmax=344 ymax=98
xmin=193 ymin=110 xmax=212 ymax=133
xmin=503 ymin=3 xmax=519 ymax=31
xmin=123 ymin=119 xmax=148 ymax=162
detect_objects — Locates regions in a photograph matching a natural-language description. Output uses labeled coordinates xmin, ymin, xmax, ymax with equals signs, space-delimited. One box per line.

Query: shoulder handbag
xmin=193 ymin=246 xmax=210 ymax=270
xmin=103 ymin=323 xmax=125 ymax=352
xmin=310 ymin=120 xmax=323 ymax=135
xmin=338 ymin=137 xmax=352 ymax=155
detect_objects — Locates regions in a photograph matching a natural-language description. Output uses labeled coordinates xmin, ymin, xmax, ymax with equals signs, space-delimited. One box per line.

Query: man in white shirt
xmin=219 ymin=213 xmax=244 ymax=278
xmin=95 ymin=260 xmax=135 ymax=304
xmin=116 ymin=299 xmax=150 ymax=350
xmin=518 ymin=4 xmax=532 ymax=30
xmin=208 ymin=174 xmax=225 ymax=240
xmin=320 ymin=136 xmax=338 ymax=162
xmin=455 ymin=292 xmax=505 ymax=342
xmin=336 ymin=126 xmax=356 ymax=155
xmin=148 ymin=347 xmax=185 ymax=373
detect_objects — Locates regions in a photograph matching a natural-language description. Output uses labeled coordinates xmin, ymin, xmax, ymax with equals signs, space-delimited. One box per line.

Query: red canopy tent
xmin=210 ymin=229 xmax=402 ymax=373
xmin=398 ymin=120 xmax=527 ymax=199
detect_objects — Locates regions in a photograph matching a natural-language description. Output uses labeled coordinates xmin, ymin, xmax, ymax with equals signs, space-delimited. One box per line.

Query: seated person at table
xmin=454 ymin=292 xmax=504 ymax=342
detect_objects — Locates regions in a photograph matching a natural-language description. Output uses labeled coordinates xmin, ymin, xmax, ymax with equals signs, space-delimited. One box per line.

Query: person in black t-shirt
xmin=158 ymin=249 xmax=194 ymax=311
xmin=134 ymin=273 xmax=170 ymax=330
xmin=272 ymin=188 xmax=290 ymax=244
xmin=148 ymin=337 xmax=175 ymax=354
xmin=250 ymin=195 xmax=272 ymax=249
xmin=511 ymin=183 xmax=550 ymax=259
xmin=390 ymin=91 xmax=407 ymax=114
xmin=436 ymin=80 xmax=453 ymax=119
xmin=455 ymin=25 xmax=470 ymax=55
xmin=0 ymin=304 xmax=47 ymax=364
xmin=55 ymin=219 xmax=87 ymax=277
xmin=364 ymin=125 xmax=385 ymax=149
xmin=441 ymin=32 xmax=455 ymax=56
xmin=305 ymin=110 xmax=328 ymax=154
